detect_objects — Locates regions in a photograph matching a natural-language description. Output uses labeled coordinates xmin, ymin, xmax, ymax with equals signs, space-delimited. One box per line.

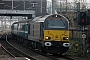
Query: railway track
xmin=8 ymin=40 xmax=55 ymax=60
xmin=0 ymin=33 xmax=54 ymax=60
xmin=0 ymin=32 xmax=75 ymax=60
xmin=0 ymin=34 xmax=36 ymax=60
xmin=13 ymin=40 xmax=75 ymax=60
xmin=46 ymin=54 xmax=75 ymax=60
xmin=1 ymin=41 xmax=24 ymax=58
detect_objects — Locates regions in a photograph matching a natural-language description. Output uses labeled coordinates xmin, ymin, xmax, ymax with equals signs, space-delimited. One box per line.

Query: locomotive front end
xmin=43 ymin=14 xmax=70 ymax=54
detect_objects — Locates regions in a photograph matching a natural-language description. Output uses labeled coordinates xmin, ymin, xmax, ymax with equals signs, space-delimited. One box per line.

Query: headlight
xmin=45 ymin=36 xmax=51 ymax=40
xmin=63 ymin=37 xmax=69 ymax=40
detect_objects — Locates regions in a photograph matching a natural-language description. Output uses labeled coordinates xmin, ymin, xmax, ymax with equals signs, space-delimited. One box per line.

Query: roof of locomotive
xmin=32 ymin=14 xmax=69 ymax=22
xmin=32 ymin=15 xmax=50 ymax=22
xmin=12 ymin=14 xmax=69 ymax=25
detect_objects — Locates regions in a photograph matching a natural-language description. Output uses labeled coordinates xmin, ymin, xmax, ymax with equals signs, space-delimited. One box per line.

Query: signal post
xmin=82 ymin=25 xmax=86 ymax=56
xmin=77 ymin=11 xmax=89 ymax=56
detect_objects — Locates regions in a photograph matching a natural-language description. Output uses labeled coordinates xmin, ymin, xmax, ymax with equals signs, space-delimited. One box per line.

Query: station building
xmin=0 ymin=0 xmax=47 ymax=30
xmin=0 ymin=0 xmax=47 ymax=16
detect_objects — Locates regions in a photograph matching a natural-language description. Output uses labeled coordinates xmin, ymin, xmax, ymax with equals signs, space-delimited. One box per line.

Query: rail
xmin=5 ymin=32 xmax=36 ymax=60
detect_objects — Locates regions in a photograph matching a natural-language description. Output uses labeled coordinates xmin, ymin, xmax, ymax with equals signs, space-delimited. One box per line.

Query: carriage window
xmin=33 ymin=25 xmax=34 ymax=36
xmin=28 ymin=24 xmax=30 ymax=34
xmin=47 ymin=19 xmax=66 ymax=28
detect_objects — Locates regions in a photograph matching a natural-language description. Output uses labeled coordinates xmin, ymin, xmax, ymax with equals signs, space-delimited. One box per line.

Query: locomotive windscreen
xmin=47 ymin=19 xmax=66 ymax=28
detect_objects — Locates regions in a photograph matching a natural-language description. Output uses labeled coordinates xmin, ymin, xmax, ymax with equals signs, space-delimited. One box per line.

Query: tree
xmin=81 ymin=4 xmax=86 ymax=11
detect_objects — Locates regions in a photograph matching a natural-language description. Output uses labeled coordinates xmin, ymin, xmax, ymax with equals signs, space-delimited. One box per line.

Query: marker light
xmin=45 ymin=36 xmax=51 ymax=40
xmin=63 ymin=37 xmax=69 ymax=40
xmin=56 ymin=15 xmax=57 ymax=17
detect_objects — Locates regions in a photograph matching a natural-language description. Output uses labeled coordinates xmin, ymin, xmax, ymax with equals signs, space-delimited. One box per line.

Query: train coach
xmin=11 ymin=14 xmax=70 ymax=54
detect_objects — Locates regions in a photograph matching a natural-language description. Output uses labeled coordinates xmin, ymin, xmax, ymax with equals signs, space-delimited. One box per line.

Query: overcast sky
xmin=47 ymin=0 xmax=90 ymax=8
xmin=47 ymin=0 xmax=90 ymax=2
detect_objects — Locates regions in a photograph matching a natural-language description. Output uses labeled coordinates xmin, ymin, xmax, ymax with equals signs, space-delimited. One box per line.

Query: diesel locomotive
xmin=11 ymin=14 xmax=70 ymax=54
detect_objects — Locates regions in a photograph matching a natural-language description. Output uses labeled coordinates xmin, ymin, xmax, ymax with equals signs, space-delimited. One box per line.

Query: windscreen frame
xmin=44 ymin=14 xmax=69 ymax=30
